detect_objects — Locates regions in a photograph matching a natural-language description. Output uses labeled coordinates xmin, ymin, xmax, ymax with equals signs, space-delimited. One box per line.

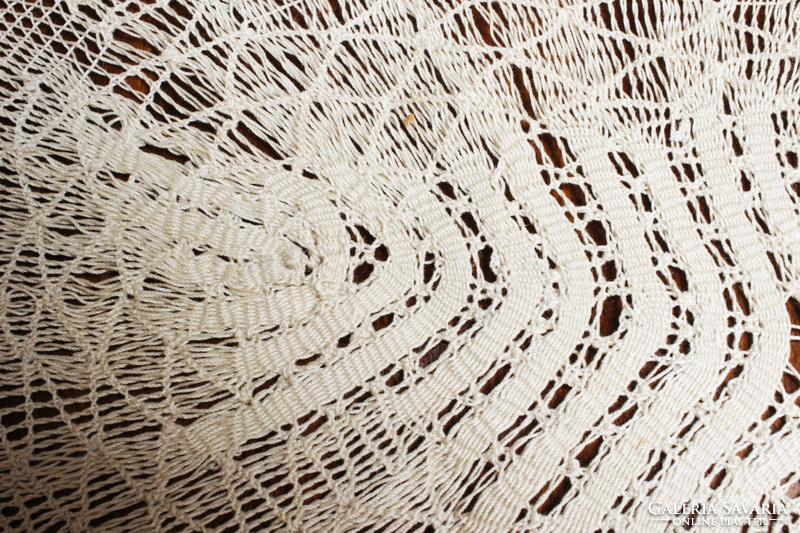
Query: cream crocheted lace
xmin=2 ymin=1 xmax=800 ymax=531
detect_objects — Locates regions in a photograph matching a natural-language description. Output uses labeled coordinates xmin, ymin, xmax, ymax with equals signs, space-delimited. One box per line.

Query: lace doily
xmin=2 ymin=1 xmax=800 ymax=531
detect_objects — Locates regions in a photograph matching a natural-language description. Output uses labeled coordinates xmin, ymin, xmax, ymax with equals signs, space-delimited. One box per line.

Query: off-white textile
xmin=1 ymin=0 xmax=800 ymax=531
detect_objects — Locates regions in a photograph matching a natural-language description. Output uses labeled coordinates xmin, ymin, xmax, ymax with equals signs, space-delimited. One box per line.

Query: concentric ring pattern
xmin=1 ymin=1 xmax=800 ymax=532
